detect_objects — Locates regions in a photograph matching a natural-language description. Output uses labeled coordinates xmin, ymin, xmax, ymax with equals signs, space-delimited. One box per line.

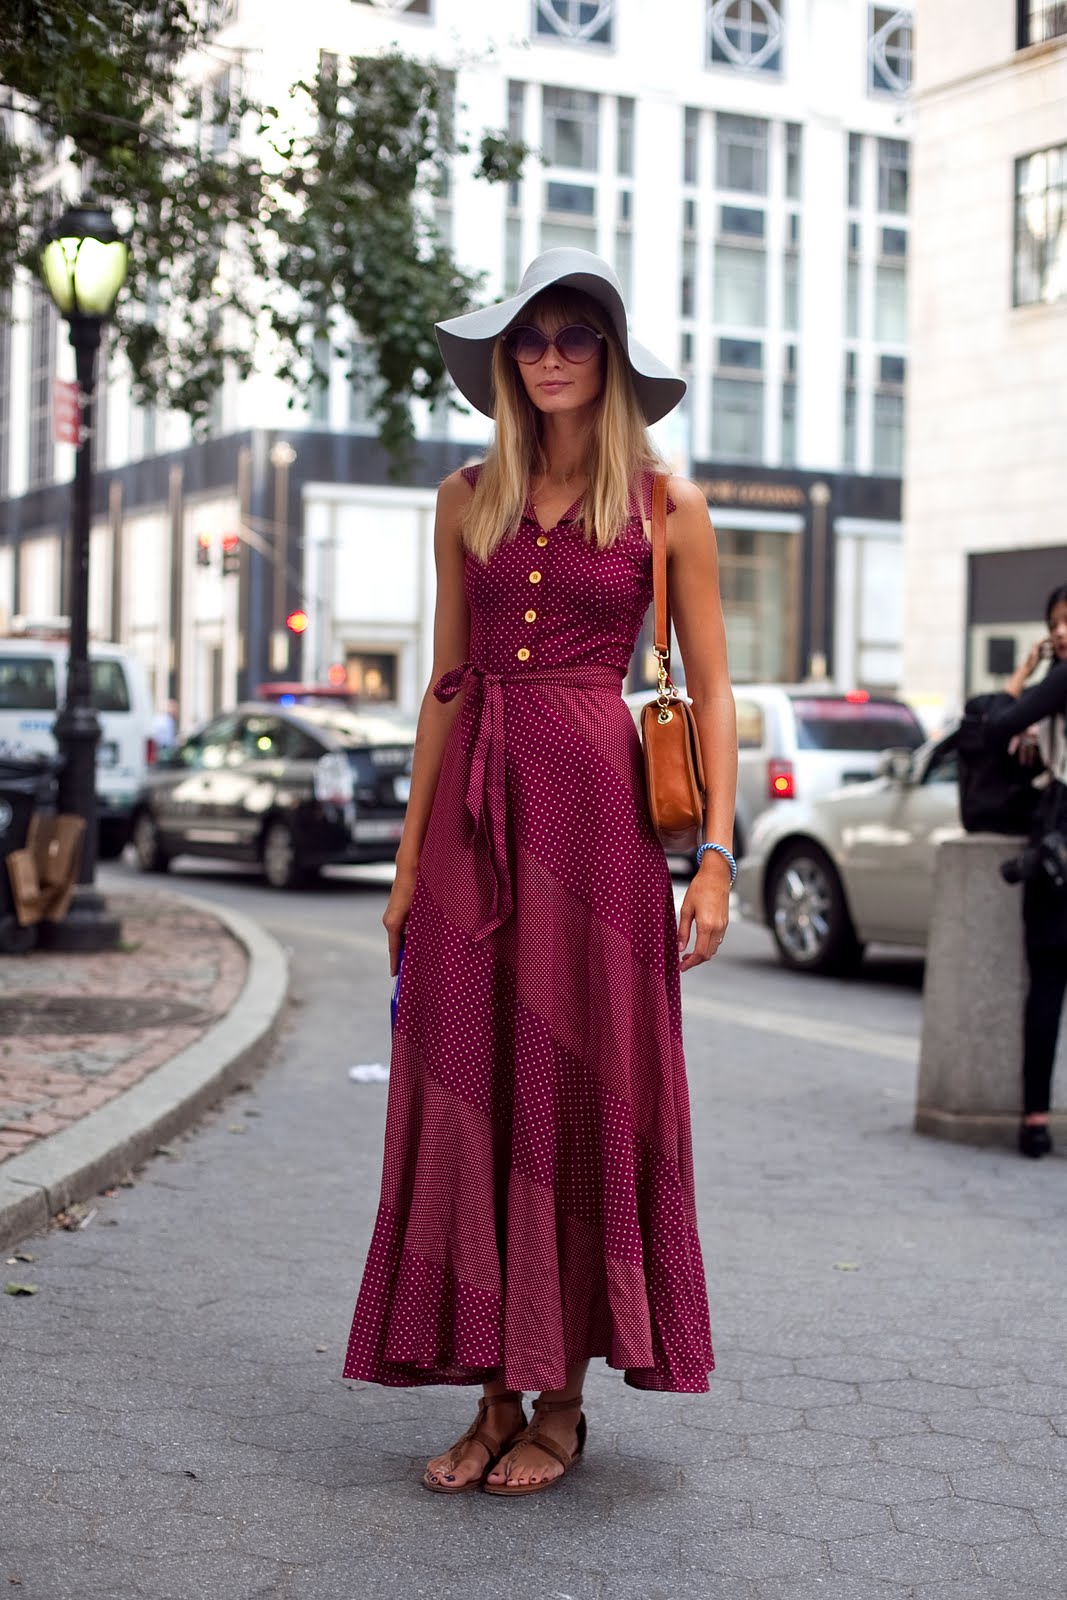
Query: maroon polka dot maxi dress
xmin=343 ymin=465 xmax=714 ymax=1394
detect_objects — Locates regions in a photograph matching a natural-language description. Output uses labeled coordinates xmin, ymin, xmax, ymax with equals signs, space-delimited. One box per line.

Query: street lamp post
xmin=38 ymin=197 xmax=129 ymax=952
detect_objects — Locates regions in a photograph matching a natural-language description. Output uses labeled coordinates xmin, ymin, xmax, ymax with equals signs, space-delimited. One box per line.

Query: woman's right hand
xmin=1022 ymin=638 xmax=1052 ymax=679
xmin=383 ymin=861 xmax=418 ymax=975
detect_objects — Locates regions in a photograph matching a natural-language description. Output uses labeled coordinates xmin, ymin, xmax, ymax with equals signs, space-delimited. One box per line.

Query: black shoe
xmin=1019 ymin=1121 xmax=1053 ymax=1159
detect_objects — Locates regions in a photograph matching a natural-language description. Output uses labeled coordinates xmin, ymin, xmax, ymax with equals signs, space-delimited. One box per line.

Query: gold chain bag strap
xmin=640 ymin=474 xmax=707 ymax=852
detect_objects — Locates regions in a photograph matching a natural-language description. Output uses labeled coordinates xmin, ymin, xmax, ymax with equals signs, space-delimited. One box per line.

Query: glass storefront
xmin=717 ymin=525 xmax=800 ymax=682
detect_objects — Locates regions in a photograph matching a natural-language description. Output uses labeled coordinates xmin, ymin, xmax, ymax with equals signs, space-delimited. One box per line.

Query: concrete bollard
xmin=916 ymin=833 xmax=1067 ymax=1146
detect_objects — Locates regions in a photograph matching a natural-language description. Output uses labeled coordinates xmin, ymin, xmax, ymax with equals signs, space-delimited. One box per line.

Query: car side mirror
xmin=876 ymin=747 xmax=915 ymax=784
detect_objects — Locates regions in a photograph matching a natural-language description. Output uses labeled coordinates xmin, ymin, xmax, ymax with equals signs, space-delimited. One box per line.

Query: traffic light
xmin=286 ymin=609 xmax=309 ymax=635
xmin=221 ymin=533 xmax=240 ymax=576
xmin=196 ymin=532 xmax=212 ymax=568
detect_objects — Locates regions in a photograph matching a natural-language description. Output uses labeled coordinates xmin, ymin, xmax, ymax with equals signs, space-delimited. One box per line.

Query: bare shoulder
xmin=665 ymin=475 xmax=708 ymax=515
xmin=437 ymin=467 xmax=477 ymax=510
xmin=665 ymin=475 xmax=713 ymax=553
xmin=435 ymin=468 xmax=475 ymax=549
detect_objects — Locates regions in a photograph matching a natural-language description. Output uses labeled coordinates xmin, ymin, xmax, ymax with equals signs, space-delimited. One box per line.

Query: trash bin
xmin=0 ymin=751 xmax=58 ymax=955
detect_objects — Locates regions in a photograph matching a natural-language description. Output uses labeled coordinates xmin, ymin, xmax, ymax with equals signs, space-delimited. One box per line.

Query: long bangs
xmin=461 ymin=286 xmax=664 ymax=563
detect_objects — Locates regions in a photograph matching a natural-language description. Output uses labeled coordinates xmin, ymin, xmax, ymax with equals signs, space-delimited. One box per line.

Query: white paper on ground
xmin=348 ymin=1062 xmax=390 ymax=1083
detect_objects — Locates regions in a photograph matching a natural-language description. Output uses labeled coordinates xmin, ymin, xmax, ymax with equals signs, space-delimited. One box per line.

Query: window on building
xmin=787 ymin=211 xmax=801 ymax=247
xmin=720 ymin=204 xmax=765 ymax=239
xmin=848 ymin=132 xmax=863 ymax=208
xmin=533 ymin=0 xmax=614 ymax=45
xmin=714 ymin=244 xmax=767 ymax=324
xmin=868 ymin=6 xmax=913 ymax=95
xmin=712 ymin=376 xmax=764 ymax=460
xmin=505 ymin=216 xmax=524 ymax=292
xmin=684 ymin=106 xmax=701 ymax=184
xmin=545 ymin=180 xmax=596 ymax=215
xmin=875 ymin=262 xmax=907 ymax=340
xmin=781 ymin=378 xmax=797 ymax=464
xmin=507 ymin=80 xmax=526 ymax=210
xmin=345 ymin=649 xmax=399 ymax=702
xmin=1017 ymin=1 xmax=1067 ymax=47
xmin=680 ymin=330 xmax=695 ymax=369
xmin=785 ymin=123 xmax=802 ymax=200
xmin=1014 ymin=144 xmax=1067 ymax=306
xmin=542 ymin=86 xmax=600 ymax=168
xmin=27 ymin=285 xmax=57 ymax=491
xmin=309 ymin=331 xmax=331 ymax=426
xmin=716 ymin=113 xmax=769 ymax=194
xmin=783 ymin=251 xmax=799 ymax=332
xmin=846 ymin=259 xmax=862 ymax=337
xmin=877 ymin=138 xmax=909 ymax=213
xmin=613 ymin=229 xmax=633 ymax=301
xmin=348 ymin=344 xmax=382 ymax=432
xmin=718 ymin=336 xmax=763 ymax=369
xmin=681 ymin=236 xmax=698 ymax=317
xmin=843 ymin=384 xmax=857 ymax=469
xmin=881 ymin=225 xmax=907 ymax=257
xmin=617 ymin=96 xmax=634 ymax=175
xmin=352 ymin=0 xmax=431 ymax=14
xmin=879 ymin=353 xmax=906 ymax=386
xmin=707 ymin=0 xmax=784 ymax=75
xmin=873 ymin=390 xmax=904 ymax=471
xmin=848 ymin=219 xmax=861 ymax=254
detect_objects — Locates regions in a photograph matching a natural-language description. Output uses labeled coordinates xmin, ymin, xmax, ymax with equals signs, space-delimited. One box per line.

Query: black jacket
xmin=986 ymin=660 xmax=1067 ymax=950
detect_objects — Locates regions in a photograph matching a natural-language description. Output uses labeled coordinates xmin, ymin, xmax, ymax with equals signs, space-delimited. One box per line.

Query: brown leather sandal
xmin=481 ymin=1392 xmax=586 ymax=1497
xmin=421 ymin=1392 xmax=528 ymax=1494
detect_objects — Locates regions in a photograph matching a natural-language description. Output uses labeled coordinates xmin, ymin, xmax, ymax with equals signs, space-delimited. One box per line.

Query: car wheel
xmin=97 ymin=819 xmax=130 ymax=860
xmin=131 ymin=809 xmax=171 ymax=874
xmin=261 ymin=819 xmax=308 ymax=890
xmin=767 ymin=842 xmax=864 ymax=975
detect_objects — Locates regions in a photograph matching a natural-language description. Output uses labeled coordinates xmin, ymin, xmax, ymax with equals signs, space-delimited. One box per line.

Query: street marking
xmin=276 ymin=921 xmax=918 ymax=1065
xmin=683 ymin=993 xmax=918 ymax=1063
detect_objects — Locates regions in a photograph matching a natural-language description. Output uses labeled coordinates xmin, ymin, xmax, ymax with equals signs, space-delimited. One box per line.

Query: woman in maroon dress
xmin=343 ymin=249 xmax=737 ymax=1496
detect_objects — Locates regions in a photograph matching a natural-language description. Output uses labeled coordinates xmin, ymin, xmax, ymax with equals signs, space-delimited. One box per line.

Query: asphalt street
xmin=2 ymin=853 xmax=1066 ymax=1600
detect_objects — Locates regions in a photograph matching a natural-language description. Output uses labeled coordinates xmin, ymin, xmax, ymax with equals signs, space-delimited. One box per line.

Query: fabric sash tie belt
xmin=433 ymin=660 xmax=625 ymax=940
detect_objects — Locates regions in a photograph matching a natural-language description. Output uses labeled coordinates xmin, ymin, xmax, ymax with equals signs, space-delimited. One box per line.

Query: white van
xmin=0 ymin=633 xmax=156 ymax=857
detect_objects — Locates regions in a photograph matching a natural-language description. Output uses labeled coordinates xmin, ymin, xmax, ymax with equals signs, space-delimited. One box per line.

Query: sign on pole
xmin=53 ymin=379 xmax=82 ymax=447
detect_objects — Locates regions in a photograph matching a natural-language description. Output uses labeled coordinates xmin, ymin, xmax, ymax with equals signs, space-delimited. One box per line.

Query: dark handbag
xmin=956 ymin=692 xmax=1041 ymax=835
xmin=639 ymin=474 xmax=707 ymax=852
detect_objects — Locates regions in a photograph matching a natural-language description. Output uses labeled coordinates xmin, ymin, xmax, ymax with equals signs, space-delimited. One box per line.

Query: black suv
xmin=130 ymin=703 xmax=415 ymax=889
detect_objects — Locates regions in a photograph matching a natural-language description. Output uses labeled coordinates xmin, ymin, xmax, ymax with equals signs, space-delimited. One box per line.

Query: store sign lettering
xmin=697 ymin=479 xmax=808 ymax=509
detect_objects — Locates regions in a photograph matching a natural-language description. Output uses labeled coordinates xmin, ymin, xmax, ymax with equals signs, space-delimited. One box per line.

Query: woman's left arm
xmin=666 ymin=477 xmax=737 ymax=971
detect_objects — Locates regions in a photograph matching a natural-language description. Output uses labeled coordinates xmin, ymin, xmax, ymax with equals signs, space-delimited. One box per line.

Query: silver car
xmin=735 ymin=736 xmax=961 ymax=974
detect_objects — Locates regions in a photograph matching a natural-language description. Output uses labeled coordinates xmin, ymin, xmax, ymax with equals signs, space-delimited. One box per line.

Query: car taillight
xmin=768 ymin=758 xmax=795 ymax=800
xmin=314 ymin=752 xmax=354 ymax=805
xmin=146 ymin=738 xmax=157 ymax=766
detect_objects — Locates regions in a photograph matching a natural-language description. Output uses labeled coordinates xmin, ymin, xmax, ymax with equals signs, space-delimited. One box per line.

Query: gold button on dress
xmin=529 ymin=571 xmax=542 ymax=584
xmin=525 ymin=609 xmax=537 ymax=623
xmin=516 ymin=647 xmax=530 ymax=661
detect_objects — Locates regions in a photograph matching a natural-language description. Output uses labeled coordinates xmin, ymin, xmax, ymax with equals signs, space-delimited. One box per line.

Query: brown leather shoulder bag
xmin=639 ymin=474 xmax=707 ymax=852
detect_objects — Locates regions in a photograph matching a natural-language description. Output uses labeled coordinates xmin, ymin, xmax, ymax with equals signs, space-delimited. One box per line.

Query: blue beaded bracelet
xmin=696 ymin=841 xmax=737 ymax=884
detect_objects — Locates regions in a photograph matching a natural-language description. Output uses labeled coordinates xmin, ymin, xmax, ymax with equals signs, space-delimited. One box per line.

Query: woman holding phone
xmin=342 ymin=249 xmax=736 ymax=1494
xmin=988 ymin=584 xmax=1067 ymax=1157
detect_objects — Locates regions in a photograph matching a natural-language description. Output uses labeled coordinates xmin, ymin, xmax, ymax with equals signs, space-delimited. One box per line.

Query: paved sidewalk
xmin=0 ymin=889 xmax=287 ymax=1247
xmin=0 ymin=895 xmax=247 ymax=1162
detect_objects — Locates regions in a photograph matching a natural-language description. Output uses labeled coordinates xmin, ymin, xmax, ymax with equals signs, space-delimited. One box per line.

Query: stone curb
xmin=0 ymin=893 xmax=288 ymax=1251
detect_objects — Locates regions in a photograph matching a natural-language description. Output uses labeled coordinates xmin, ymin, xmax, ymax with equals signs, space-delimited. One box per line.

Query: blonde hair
xmin=461 ymin=287 xmax=665 ymax=563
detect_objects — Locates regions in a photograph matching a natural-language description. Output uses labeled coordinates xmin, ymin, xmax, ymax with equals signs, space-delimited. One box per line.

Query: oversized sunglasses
xmin=502 ymin=323 xmax=605 ymax=365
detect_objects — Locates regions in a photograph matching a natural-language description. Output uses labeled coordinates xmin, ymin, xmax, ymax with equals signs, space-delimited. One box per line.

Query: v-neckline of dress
xmin=525 ymin=493 xmax=584 ymax=535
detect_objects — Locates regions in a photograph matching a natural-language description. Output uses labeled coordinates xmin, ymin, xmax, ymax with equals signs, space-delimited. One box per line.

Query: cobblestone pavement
xmin=1 ymin=866 xmax=1066 ymax=1600
xmin=0 ymin=894 xmax=247 ymax=1163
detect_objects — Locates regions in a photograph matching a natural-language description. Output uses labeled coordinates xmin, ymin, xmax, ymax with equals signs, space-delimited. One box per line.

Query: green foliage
xmin=0 ymin=1 xmax=527 ymax=462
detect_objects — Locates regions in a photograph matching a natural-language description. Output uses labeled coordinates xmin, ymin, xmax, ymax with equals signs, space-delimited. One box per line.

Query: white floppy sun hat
xmin=435 ymin=248 xmax=686 ymax=426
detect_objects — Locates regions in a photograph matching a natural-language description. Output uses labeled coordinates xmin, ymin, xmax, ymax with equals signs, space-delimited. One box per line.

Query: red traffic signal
xmin=196 ymin=532 xmax=212 ymax=568
xmin=286 ymin=609 xmax=309 ymax=635
xmin=221 ymin=532 xmax=241 ymax=576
